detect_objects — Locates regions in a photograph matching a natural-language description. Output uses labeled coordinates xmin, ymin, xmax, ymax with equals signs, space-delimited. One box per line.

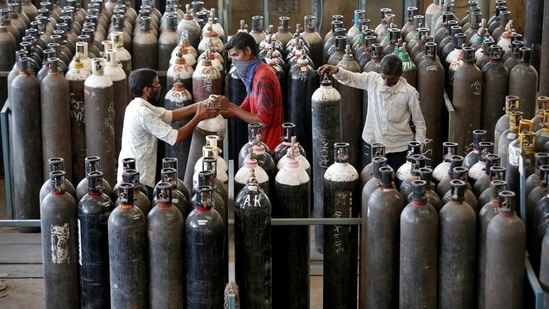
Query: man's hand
xmin=317 ymin=64 xmax=338 ymax=75
xmin=196 ymin=101 xmax=219 ymax=120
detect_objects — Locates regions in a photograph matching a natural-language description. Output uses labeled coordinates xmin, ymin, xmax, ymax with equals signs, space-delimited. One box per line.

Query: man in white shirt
xmin=317 ymin=54 xmax=427 ymax=170
xmin=117 ymin=68 xmax=219 ymax=198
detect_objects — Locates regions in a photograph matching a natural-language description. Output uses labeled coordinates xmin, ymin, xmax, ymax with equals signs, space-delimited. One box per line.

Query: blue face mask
xmin=233 ymin=58 xmax=261 ymax=93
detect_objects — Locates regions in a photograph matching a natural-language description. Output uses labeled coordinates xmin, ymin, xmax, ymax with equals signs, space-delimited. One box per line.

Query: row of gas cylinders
xmin=39 ymin=124 xmax=548 ymax=309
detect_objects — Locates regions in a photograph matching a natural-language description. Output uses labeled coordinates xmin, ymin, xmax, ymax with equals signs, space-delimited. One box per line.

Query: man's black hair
xmin=128 ymin=68 xmax=157 ymax=98
xmin=224 ymin=31 xmax=258 ymax=56
xmin=379 ymin=54 xmax=403 ymax=76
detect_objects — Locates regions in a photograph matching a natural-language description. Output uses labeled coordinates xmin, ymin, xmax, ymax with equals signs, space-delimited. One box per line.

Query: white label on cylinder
xmin=508 ymin=144 xmax=520 ymax=166
xmin=51 ymin=223 xmax=71 ymax=264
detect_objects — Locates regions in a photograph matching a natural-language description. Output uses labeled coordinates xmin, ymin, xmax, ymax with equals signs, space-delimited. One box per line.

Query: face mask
xmin=232 ymin=60 xmax=252 ymax=80
xmin=151 ymin=84 xmax=162 ymax=105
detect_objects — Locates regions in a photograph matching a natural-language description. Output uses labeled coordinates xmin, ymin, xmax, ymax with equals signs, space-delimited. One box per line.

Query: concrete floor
xmin=0 ymin=178 xmax=335 ymax=308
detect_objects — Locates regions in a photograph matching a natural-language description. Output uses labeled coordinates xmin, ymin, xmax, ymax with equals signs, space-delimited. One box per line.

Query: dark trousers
xmin=386 ymin=150 xmax=408 ymax=172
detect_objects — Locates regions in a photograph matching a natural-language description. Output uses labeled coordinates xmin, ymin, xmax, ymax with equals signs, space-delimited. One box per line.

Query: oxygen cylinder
xmin=186 ymin=185 xmax=225 ymax=309
xmin=108 ymin=183 xmax=147 ymax=308
xmin=477 ymin=179 xmax=507 ymax=309
xmin=335 ymin=46 xmax=362 ymax=171
xmin=234 ymin=150 xmax=269 ymax=196
xmin=438 ymin=179 xmax=476 ymax=308
xmin=407 ymin=167 xmax=443 ymax=211
xmin=166 ymin=53 xmax=194 ymax=92
xmin=478 ymin=165 xmax=507 ymax=206
xmin=117 ymin=169 xmax=151 ymax=215
xmin=84 ymin=58 xmax=115 ymax=185
xmin=473 ymin=153 xmax=501 ymax=197
xmin=273 ymin=16 xmax=293 ymax=48
xmin=176 ymin=4 xmax=201 ymax=49
xmin=527 ymin=165 xmax=549 ymax=259
xmin=39 ymin=157 xmax=76 ymax=202
xmin=78 ymin=171 xmax=113 ymax=308
xmin=226 ymin=62 xmax=248 ymax=161
xmin=400 ymin=180 xmax=438 ymax=308
xmin=399 ymin=44 xmax=417 ymax=89
xmin=164 ymin=78 xmax=193 ymax=177
xmin=192 ymin=137 xmax=229 ymax=184
xmin=468 ymin=141 xmax=494 ymax=185
xmin=276 ymin=140 xmax=310 ymax=174
xmin=311 ymin=74 xmax=341 ymax=253
xmin=40 ymin=171 xmax=80 ymax=309
xmin=250 ymin=134 xmax=276 ymax=184
xmin=273 ymin=122 xmax=306 ymax=163
xmin=509 ymin=47 xmax=538 ymax=119
xmin=432 ymin=141 xmax=459 ymax=185
xmin=238 ymin=122 xmax=270 ymax=167
xmin=108 ymin=14 xmax=132 ymax=55
xmin=494 ymin=95 xmax=520 ymax=154
xmin=323 ymin=142 xmax=359 ymax=309
xmin=147 ymin=182 xmax=185 ymax=309
xmin=525 ymin=153 xmax=549 ymax=197
xmin=111 ymin=31 xmax=131 ymax=78
xmin=399 ymin=154 xmax=427 ymax=199
xmin=66 ymin=56 xmax=90 ymax=182
xmin=535 ymin=111 xmax=549 ymax=152
xmin=481 ymin=45 xmax=509 ymax=138
xmin=540 ymin=233 xmax=549 ymax=308
xmin=436 ymin=154 xmax=464 ymax=197
xmin=362 ymin=166 xmax=404 ymax=309
xmin=10 ymin=56 xmax=43 ymax=233
xmin=162 ymin=157 xmax=191 ymax=201
xmin=396 ymin=141 xmax=423 ymax=186
xmin=158 ymin=13 xmax=178 ymax=71
xmin=154 ymin=167 xmax=190 ymax=218
xmin=441 ymin=166 xmax=479 ymax=213
xmin=234 ymin=173 xmax=272 ymax=308
xmin=192 ymin=169 xmax=226 ymax=223
xmin=0 ymin=19 xmax=16 ymax=78
xmin=76 ymin=156 xmax=114 ymax=201
xmin=485 ymin=190 xmax=525 ymax=308
xmin=504 ymin=39 xmax=522 ymax=72
xmin=287 ymin=54 xmax=318 ymax=163
xmin=197 ymin=26 xmax=224 ymax=56
xmin=362 ymin=157 xmax=389 ymax=211
xmin=532 ymin=96 xmax=549 ymax=132
xmin=452 ymin=47 xmax=482 ymax=155
xmin=360 ymin=143 xmax=386 ymax=187
xmin=271 ymin=148 xmax=310 ymax=308
xmin=103 ymin=49 xmax=127 ymax=160
xmin=300 ymin=15 xmax=323 ymax=67
xmin=463 ymin=129 xmax=487 ymax=169
xmin=506 ymin=125 xmax=535 ymax=214
xmin=361 ymin=44 xmax=383 ymax=165
xmin=132 ymin=15 xmax=158 ymax=69
xmin=184 ymin=96 xmax=224 ymax=190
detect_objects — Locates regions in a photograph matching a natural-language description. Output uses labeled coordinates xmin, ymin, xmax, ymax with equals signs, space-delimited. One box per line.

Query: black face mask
xmin=150 ymin=84 xmax=162 ymax=105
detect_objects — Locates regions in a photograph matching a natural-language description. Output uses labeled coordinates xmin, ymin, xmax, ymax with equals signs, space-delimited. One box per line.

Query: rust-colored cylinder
xmin=84 ymin=58 xmax=115 ymax=185
xmin=509 ymin=47 xmax=539 ymax=119
xmin=417 ymin=42 xmax=445 ymax=165
xmin=158 ymin=13 xmax=178 ymax=71
xmin=400 ymin=180 xmax=438 ymax=308
xmin=132 ymin=15 xmax=158 ymax=70
xmin=362 ymin=166 xmax=404 ymax=309
xmin=66 ymin=56 xmax=91 ymax=181
xmin=40 ymin=57 xmax=72 ymax=184
xmin=452 ymin=47 xmax=482 ymax=155
xmin=485 ymin=190 xmax=525 ymax=308
xmin=335 ymin=48 xmax=362 ymax=171
xmin=438 ymin=179 xmax=476 ymax=307
xmin=10 ymin=56 xmax=43 ymax=233
xmin=300 ymin=15 xmax=323 ymax=68
xmin=103 ymin=49 xmax=127 ymax=161
xmin=481 ymin=45 xmax=509 ymax=139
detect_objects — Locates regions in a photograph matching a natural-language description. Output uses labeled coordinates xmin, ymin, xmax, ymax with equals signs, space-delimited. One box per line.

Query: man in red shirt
xmin=217 ymin=31 xmax=284 ymax=151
